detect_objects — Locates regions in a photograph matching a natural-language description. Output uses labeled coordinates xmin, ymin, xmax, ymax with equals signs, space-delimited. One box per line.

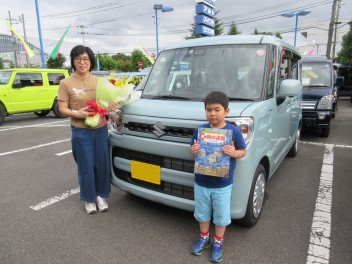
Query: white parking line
xmin=306 ymin=145 xmax=334 ymax=264
xmin=56 ymin=150 xmax=72 ymax=156
xmin=0 ymin=120 xmax=69 ymax=132
xmin=30 ymin=187 xmax=80 ymax=211
xmin=0 ymin=139 xmax=70 ymax=157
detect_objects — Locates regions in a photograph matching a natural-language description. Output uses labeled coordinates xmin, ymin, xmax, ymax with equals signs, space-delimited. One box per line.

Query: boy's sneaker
xmin=85 ymin=202 xmax=97 ymax=214
xmin=210 ymin=241 xmax=224 ymax=263
xmin=96 ymin=196 xmax=108 ymax=212
xmin=191 ymin=237 xmax=211 ymax=255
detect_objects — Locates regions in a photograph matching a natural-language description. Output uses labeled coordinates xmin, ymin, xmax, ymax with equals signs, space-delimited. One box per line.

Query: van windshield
xmin=142 ymin=45 xmax=267 ymax=101
xmin=302 ymin=63 xmax=332 ymax=88
xmin=0 ymin=71 xmax=12 ymax=84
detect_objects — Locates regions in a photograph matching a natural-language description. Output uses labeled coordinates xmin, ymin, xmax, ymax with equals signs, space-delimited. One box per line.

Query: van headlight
xmin=317 ymin=95 xmax=333 ymax=110
xmin=226 ymin=117 xmax=254 ymax=144
xmin=109 ymin=109 xmax=124 ymax=134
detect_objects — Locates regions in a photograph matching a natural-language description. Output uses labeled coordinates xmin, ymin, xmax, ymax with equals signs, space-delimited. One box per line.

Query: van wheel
xmin=238 ymin=164 xmax=266 ymax=227
xmin=52 ymin=101 xmax=66 ymax=118
xmin=0 ymin=105 xmax=6 ymax=125
xmin=34 ymin=110 xmax=50 ymax=117
xmin=287 ymin=125 xmax=301 ymax=157
xmin=321 ymin=124 xmax=330 ymax=137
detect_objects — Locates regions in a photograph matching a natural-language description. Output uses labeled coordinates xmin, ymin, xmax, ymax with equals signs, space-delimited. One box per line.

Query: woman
xmin=58 ymin=45 xmax=119 ymax=214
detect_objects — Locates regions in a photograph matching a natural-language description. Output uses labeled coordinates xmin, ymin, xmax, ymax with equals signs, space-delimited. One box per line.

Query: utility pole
xmin=19 ymin=14 xmax=30 ymax=67
xmin=77 ymin=25 xmax=88 ymax=45
xmin=331 ymin=0 xmax=341 ymax=61
xmin=326 ymin=0 xmax=338 ymax=59
xmin=8 ymin=10 xmax=18 ymax=68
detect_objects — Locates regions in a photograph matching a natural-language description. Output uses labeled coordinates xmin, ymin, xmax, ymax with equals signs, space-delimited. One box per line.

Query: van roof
xmin=0 ymin=68 xmax=68 ymax=73
xmin=301 ymin=56 xmax=331 ymax=63
xmin=163 ymin=35 xmax=298 ymax=53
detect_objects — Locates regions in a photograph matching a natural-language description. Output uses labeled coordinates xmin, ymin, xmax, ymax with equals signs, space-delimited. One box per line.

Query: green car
xmin=0 ymin=68 xmax=69 ymax=125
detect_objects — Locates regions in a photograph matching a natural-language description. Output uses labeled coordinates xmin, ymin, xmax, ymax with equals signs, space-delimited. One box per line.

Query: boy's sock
xmin=214 ymin=235 xmax=223 ymax=245
xmin=200 ymin=231 xmax=210 ymax=240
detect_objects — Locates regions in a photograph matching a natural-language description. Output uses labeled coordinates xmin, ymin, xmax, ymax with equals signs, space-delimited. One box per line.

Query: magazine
xmin=194 ymin=128 xmax=232 ymax=177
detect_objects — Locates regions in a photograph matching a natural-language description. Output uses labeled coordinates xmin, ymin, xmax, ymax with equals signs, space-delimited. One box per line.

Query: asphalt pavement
xmin=0 ymin=100 xmax=351 ymax=264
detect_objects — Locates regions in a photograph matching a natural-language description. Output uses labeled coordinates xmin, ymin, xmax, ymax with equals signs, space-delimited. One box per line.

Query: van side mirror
xmin=335 ymin=76 xmax=344 ymax=86
xmin=278 ymin=79 xmax=302 ymax=97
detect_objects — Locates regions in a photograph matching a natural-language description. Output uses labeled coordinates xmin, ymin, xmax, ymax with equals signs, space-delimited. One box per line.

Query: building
xmin=0 ymin=33 xmax=47 ymax=68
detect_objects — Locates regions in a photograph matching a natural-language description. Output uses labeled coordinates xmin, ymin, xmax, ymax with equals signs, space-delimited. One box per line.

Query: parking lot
xmin=0 ymin=99 xmax=351 ymax=264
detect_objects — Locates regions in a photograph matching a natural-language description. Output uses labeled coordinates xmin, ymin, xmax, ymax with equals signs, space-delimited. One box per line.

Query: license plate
xmin=131 ymin=161 xmax=161 ymax=185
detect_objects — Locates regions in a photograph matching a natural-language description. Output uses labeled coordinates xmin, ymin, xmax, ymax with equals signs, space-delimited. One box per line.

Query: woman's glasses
xmin=74 ymin=57 xmax=90 ymax=63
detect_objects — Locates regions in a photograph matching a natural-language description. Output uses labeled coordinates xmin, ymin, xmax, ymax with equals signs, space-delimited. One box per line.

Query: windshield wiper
xmin=228 ymin=97 xmax=254 ymax=101
xmin=151 ymin=95 xmax=191 ymax=100
xmin=304 ymin=84 xmax=329 ymax=88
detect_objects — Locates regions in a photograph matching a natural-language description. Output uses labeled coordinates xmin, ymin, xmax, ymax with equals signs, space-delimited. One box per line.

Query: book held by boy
xmin=194 ymin=128 xmax=232 ymax=177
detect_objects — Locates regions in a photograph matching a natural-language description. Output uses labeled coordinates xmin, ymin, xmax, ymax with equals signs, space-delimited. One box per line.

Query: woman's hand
xmin=108 ymin=101 xmax=120 ymax=111
xmin=75 ymin=106 xmax=92 ymax=118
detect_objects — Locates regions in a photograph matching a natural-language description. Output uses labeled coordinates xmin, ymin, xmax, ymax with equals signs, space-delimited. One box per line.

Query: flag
xmin=96 ymin=55 xmax=100 ymax=71
xmin=140 ymin=48 xmax=155 ymax=64
xmin=49 ymin=25 xmax=71 ymax=59
xmin=308 ymin=47 xmax=315 ymax=56
xmin=4 ymin=19 xmax=35 ymax=58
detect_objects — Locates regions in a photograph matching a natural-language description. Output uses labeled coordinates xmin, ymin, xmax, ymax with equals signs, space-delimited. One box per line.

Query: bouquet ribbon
xmin=85 ymin=100 xmax=110 ymax=127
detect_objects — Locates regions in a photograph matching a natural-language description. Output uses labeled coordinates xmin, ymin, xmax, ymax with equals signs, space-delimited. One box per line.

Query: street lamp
xmin=281 ymin=10 xmax=311 ymax=47
xmin=153 ymin=4 xmax=173 ymax=56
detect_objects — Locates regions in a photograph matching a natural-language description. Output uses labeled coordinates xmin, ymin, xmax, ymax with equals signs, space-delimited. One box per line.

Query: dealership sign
xmin=195 ymin=0 xmax=216 ymax=37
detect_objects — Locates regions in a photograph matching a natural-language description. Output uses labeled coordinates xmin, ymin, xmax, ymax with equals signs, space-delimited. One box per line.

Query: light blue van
xmin=109 ymin=35 xmax=302 ymax=226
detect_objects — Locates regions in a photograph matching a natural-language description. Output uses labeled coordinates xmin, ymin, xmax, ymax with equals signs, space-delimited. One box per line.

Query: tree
xmin=252 ymin=28 xmax=282 ymax=39
xmin=46 ymin=53 xmax=66 ymax=69
xmin=185 ymin=10 xmax=224 ymax=39
xmin=227 ymin=21 xmax=241 ymax=35
xmin=130 ymin=49 xmax=152 ymax=72
xmin=337 ymin=22 xmax=352 ymax=65
xmin=0 ymin=57 xmax=4 ymax=69
xmin=97 ymin=54 xmax=117 ymax=71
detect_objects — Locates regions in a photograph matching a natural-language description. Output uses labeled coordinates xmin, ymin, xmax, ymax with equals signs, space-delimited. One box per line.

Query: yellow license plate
xmin=131 ymin=161 xmax=161 ymax=185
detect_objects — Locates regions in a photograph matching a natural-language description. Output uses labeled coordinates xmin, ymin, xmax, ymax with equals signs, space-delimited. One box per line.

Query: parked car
xmin=108 ymin=35 xmax=303 ymax=227
xmin=0 ymin=68 xmax=69 ymax=125
xmin=300 ymin=56 xmax=344 ymax=137
xmin=91 ymin=70 xmax=111 ymax=77
xmin=337 ymin=65 xmax=352 ymax=102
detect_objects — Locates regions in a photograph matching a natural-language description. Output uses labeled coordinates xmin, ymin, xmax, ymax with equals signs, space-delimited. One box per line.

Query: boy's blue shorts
xmin=194 ymin=183 xmax=232 ymax=227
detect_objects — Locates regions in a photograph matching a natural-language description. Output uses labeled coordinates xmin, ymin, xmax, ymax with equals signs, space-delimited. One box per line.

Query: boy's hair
xmin=70 ymin=45 xmax=96 ymax=71
xmin=204 ymin=91 xmax=229 ymax=109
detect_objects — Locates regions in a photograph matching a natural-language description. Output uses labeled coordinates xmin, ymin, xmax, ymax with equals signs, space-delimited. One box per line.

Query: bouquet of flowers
xmin=84 ymin=100 xmax=110 ymax=127
xmin=96 ymin=75 xmax=141 ymax=110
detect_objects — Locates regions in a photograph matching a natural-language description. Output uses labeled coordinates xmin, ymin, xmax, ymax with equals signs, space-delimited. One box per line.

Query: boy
xmin=190 ymin=91 xmax=247 ymax=262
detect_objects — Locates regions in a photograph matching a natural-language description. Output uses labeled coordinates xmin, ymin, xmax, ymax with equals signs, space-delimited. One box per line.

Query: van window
xmin=48 ymin=73 xmax=65 ymax=85
xmin=302 ymin=63 xmax=332 ymax=87
xmin=143 ymin=44 xmax=267 ymax=101
xmin=267 ymin=46 xmax=277 ymax=99
xmin=14 ymin=73 xmax=43 ymax=87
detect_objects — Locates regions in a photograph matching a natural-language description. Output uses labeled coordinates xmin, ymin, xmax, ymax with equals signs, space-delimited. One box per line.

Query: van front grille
xmin=126 ymin=122 xmax=195 ymax=138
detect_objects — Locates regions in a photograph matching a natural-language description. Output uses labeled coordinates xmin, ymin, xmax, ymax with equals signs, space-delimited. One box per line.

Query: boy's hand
xmin=222 ymin=141 xmax=236 ymax=158
xmin=191 ymin=139 xmax=201 ymax=155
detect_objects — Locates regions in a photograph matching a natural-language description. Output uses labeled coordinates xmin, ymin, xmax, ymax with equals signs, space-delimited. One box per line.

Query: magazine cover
xmin=194 ymin=128 xmax=232 ymax=177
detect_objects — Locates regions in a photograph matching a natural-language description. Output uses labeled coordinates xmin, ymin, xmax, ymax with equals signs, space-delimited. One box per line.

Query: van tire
xmin=321 ymin=124 xmax=330 ymax=137
xmin=238 ymin=164 xmax=266 ymax=227
xmin=52 ymin=101 xmax=66 ymax=118
xmin=0 ymin=105 xmax=5 ymax=125
xmin=34 ymin=110 xmax=50 ymax=117
xmin=287 ymin=125 xmax=301 ymax=157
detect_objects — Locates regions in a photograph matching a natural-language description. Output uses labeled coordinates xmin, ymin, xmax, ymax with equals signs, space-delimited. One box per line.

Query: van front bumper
xmin=302 ymin=110 xmax=331 ymax=129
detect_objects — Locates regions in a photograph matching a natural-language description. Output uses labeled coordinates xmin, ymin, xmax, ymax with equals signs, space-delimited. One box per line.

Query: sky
xmin=0 ymin=0 xmax=351 ymax=60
